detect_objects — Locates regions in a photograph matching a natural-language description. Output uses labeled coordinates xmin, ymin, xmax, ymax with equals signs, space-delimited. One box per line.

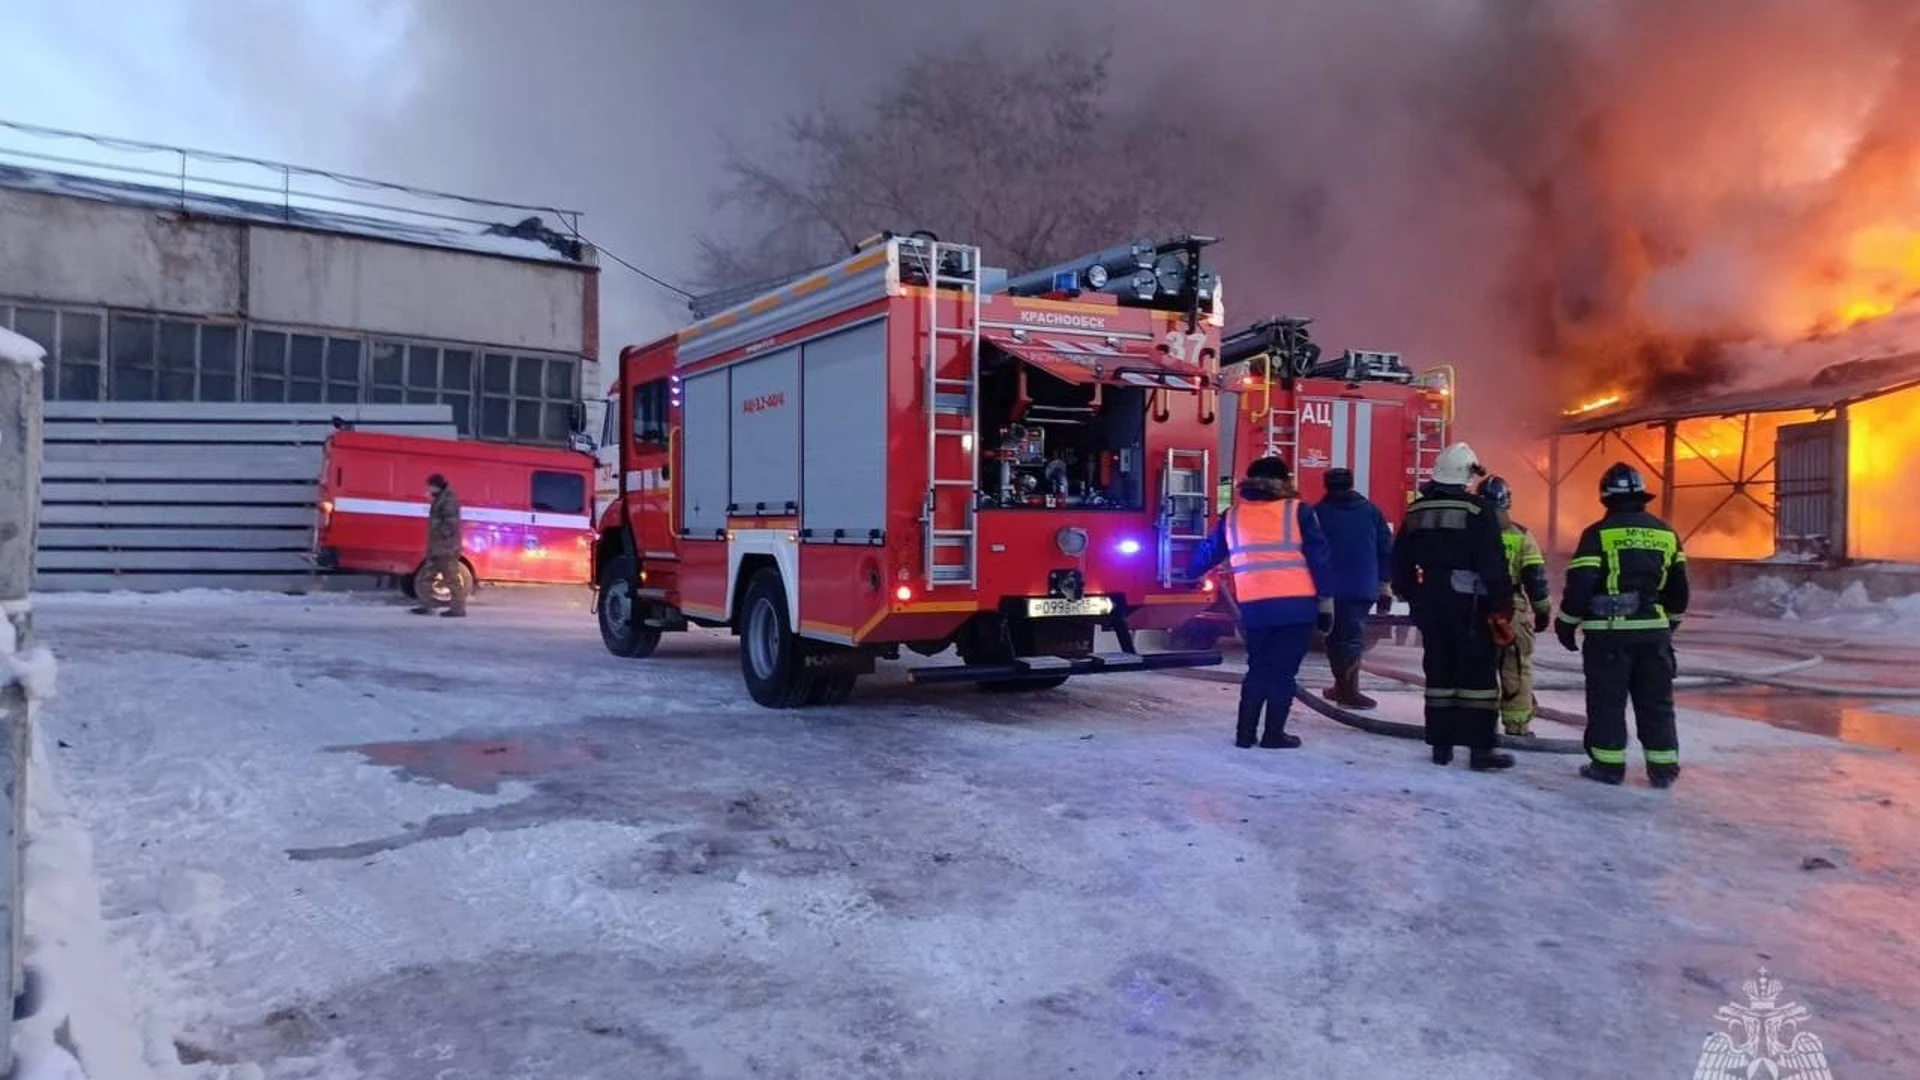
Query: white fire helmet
xmin=1431 ymin=442 xmax=1481 ymax=486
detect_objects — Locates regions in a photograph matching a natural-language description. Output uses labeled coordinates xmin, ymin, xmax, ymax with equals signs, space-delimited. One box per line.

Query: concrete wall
xmin=247 ymin=228 xmax=587 ymax=354
xmin=0 ymin=187 xmax=591 ymax=358
xmin=0 ymin=188 xmax=243 ymax=316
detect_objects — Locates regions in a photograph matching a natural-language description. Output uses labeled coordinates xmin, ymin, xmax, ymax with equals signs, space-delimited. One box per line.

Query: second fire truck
xmin=591 ymin=233 xmax=1237 ymax=707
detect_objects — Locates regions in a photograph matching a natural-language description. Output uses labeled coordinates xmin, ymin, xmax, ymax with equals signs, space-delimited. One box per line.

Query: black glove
xmin=1555 ymin=620 xmax=1578 ymax=653
xmin=1316 ymin=603 xmax=1334 ymax=636
xmin=1532 ymin=607 xmax=1551 ymax=634
xmin=1376 ymin=591 xmax=1394 ymax=616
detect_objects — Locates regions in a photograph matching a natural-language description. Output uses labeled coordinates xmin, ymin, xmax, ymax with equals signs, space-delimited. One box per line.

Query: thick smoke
xmin=317 ymin=1 xmax=1919 ymax=424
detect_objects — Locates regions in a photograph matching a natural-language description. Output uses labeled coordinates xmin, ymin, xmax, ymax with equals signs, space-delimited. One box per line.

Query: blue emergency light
xmin=1052 ymin=270 xmax=1079 ymax=293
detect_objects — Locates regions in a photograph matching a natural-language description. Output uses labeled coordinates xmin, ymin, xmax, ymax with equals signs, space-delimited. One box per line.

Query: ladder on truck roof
xmin=917 ymin=239 xmax=984 ymax=589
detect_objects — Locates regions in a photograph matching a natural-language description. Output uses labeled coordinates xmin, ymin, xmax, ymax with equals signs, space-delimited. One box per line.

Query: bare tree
xmin=695 ymin=36 xmax=1209 ymax=290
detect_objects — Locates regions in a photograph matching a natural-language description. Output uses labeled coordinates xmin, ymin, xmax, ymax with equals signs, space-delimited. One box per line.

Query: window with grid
xmin=249 ymin=329 xmax=361 ymax=403
xmin=109 ymin=313 xmax=240 ymax=401
xmin=1 ymin=301 xmax=106 ymax=401
xmin=479 ymin=351 xmax=578 ymax=444
xmin=367 ymin=338 xmax=477 ymax=434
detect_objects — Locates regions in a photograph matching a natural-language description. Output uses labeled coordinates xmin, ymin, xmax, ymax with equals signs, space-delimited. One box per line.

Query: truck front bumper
xmin=905 ymin=648 xmax=1222 ymax=686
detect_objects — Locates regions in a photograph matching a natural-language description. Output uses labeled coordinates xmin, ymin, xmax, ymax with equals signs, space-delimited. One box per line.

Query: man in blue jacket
xmin=1187 ymin=455 xmax=1336 ymax=749
xmin=1313 ymin=468 xmax=1394 ymax=710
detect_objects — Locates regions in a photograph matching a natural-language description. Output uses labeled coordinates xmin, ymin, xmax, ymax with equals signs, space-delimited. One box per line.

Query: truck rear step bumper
xmin=905 ymin=649 xmax=1223 ymax=685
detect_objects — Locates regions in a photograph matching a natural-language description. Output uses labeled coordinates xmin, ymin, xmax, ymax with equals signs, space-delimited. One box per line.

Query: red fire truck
xmin=592 ymin=233 xmax=1234 ymax=706
xmin=1169 ymin=317 xmax=1455 ymax=647
xmin=316 ymin=429 xmax=596 ymax=599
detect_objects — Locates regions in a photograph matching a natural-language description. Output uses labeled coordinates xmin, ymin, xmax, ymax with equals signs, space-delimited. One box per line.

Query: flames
xmin=1562 ymin=392 xmax=1624 ymax=418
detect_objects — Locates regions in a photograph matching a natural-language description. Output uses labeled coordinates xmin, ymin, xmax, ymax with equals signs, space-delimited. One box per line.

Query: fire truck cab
xmin=593 ymin=233 xmax=1234 ymax=707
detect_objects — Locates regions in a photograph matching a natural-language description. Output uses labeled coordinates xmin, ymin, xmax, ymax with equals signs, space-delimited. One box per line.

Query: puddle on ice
xmin=1678 ymin=686 xmax=1920 ymax=755
xmin=335 ymin=733 xmax=609 ymax=794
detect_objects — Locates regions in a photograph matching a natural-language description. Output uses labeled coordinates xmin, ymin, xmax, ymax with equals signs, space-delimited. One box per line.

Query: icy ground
xmin=23 ymin=587 xmax=1920 ymax=1079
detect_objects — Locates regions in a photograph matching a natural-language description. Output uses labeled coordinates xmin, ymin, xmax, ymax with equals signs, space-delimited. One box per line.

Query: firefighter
xmin=1187 ymin=455 xmax=1336 ymax=749
xmin=1555 ymin=462 xmax=1690 ymax=787
xmin=1482 ymin=476 xmax=1553 ymax=736
xmin=412 ymin=473 xmax=467 ymax=618
xmin=1391 ymin=442 xmax=1516 ymax=770
xmin=1313 ymin=467 xmax=1394 ymax=709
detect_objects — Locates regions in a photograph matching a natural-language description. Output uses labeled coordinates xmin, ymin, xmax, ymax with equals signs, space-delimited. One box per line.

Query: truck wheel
xmin=414 ymin=560 xmax=475 ymax=607
xmin=981 ymin=676 xmax=1070 ymax=693
xmin=598 ymin=555 xmax=661 ymax=658
xmin=739 ymin=568 xmax=814 ymax=708
xmin=806 ymin=673 xmax=859 ymax=705
xmin=1169 ymin=623 xmax=1222 ymax=651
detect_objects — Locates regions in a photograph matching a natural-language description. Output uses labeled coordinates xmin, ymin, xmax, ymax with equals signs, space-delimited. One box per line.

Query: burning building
xmin=1539 ymin=344 xmax=1920 ymax=576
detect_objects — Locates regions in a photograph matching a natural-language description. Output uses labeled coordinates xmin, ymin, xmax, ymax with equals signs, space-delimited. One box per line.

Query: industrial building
xmin=1539 ymin=352 xmax=1920 ymax=591
xmin=0 ymin=136 xmax=599 ymax=445
xmin=0 ymin=126 xmax=602 ymax=591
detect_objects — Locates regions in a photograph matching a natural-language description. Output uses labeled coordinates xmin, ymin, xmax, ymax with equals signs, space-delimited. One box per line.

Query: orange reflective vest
xmin=1227 ymin=498 xmax=1316 ymax=601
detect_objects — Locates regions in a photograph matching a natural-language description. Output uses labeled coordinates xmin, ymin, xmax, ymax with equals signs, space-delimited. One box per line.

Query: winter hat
xmin=1246 ymin=455 xmax=1291 ymax=482
xmin=1324 ymin=468 xmax=1354 ymax=493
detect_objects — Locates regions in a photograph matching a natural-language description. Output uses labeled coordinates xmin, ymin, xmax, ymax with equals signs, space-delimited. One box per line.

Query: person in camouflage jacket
xmin=413 ymin=473 xmax=467 ymax=617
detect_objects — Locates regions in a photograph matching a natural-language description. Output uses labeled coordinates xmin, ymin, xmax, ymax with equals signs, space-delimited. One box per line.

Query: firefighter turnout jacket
xmin=1500 ymin=518 xmax=1552 ymax=622
xmin=1557 ymin=503 xmax=1689 ymax=640
xmin=1390 ymin=484 xmax=1513 ymax=616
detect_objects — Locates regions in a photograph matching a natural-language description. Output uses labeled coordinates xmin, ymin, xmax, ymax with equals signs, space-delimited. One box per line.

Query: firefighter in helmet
xmin=1187 ymin=454 xmax=1336 ymax=750
xmin=1555 ymin=462 xmax=1690 ymax=787
xmin=1482 ymin=475 xmax=1552 ymax=736
xmin=1391 ymin=442 xmax=1516 ymax=770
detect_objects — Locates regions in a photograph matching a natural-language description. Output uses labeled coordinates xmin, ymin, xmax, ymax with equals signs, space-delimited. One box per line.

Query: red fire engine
xmin=592 ymin=233 xmax=1235 ymax=706
xmin=316 ymin=429 xmax=596 ymax=599
xmin=1170 ymin=316 xmax=1455 ymax=648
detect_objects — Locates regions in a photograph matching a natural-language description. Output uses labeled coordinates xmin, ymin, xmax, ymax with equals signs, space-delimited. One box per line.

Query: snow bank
xmin=0 ymin=327 xmax=46 ymax=369
xmin=32 ymin=589 xmax=361 ymax=610
xmin=4 ymin=612 xmax=154 ymax=1080
xmin=1709 ymin=574 xmax=1920 ymax=629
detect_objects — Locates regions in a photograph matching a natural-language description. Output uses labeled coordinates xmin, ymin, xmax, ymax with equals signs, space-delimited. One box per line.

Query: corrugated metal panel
xmin=800 ymin=320 xmax=888 ymax=539
xmin=676 ymin=246 xmax=895 ymax=367
xmin=36 ymin=401 xmax=453 ymax=591
xmin=728 ymin=346 xmax=801 ymax=515
xmin=1774 ymin=419 xmax=1836 ymax=556
xmin=679 ymin=370 xmax=730 ymax=535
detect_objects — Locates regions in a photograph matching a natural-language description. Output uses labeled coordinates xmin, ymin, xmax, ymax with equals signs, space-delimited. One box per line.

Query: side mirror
xmin=568 ymin=400 xmax=587 ymax=433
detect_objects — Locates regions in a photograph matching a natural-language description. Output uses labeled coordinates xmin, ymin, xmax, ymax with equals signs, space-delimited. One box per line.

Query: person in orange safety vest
xmin=1187 ymin=455 xmax=1336 ymax=749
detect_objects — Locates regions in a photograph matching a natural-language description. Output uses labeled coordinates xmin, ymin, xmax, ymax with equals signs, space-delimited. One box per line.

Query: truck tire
xmin=414 ymin=559 xmax=475 ymax=608
xmin=598 ymin=555 xmax=661 ymax=658
xmin=739 ymin=568 xmax=814 ymax=708
xmin=806 ymin=673 xmax=859 ymax=705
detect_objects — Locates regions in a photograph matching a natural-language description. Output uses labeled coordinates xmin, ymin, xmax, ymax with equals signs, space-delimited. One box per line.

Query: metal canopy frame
xmin=1540 ymin=409 xmax=1808 ymax=556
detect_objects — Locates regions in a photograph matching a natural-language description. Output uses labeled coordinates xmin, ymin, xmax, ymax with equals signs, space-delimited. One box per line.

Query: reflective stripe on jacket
xmin=1227 ymin=498 xmax=1316 ymax=601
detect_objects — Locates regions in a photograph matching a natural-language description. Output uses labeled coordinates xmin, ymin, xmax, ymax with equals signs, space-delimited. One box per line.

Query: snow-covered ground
xmin=19 ymin=587 xmax=1920 ymax=1078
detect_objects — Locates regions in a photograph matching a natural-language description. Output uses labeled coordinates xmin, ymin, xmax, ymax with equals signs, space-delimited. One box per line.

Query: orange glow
xmin=1563 ymin=392 xmax=1623 ymax=417
xmin=1847 ymin=383 xmax=1920 ymax=561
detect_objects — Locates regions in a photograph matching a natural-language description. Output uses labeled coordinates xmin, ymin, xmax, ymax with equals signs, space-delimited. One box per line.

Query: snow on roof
xmin=0 ymin=162 xmax=591 ymax=269
xmin=0 ymin=325 xmax=46 ymax=368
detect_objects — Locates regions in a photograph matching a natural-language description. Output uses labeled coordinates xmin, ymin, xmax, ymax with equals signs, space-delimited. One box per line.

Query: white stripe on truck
xmin=331 ymin=496 xmax=591 ymax=530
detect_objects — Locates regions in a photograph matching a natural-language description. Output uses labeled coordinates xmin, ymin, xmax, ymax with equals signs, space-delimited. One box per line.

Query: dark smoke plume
xmin=282 ymin=0 xmax=1920 ymax=428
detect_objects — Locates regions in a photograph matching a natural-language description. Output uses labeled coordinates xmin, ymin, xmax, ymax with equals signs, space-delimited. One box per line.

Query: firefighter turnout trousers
xmin=1581 ymin=632 xmax=1680 ymax=779
xmin=1497 ymin=618 xmax=1537 ymax=735
xmin=1417 ymin=601 xmax=1501 ymax=750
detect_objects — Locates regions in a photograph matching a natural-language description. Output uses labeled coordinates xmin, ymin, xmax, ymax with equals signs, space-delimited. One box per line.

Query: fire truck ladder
xmin=920 ymin=240 xmax=984 ymax=588
xmin=1412 ymin=414 xmax=1447 ymax=489
xmin=1261 ymin=387 xmax=1300 ymax=466
xmin=1158 ymin=447 xmax=1212 ymax=587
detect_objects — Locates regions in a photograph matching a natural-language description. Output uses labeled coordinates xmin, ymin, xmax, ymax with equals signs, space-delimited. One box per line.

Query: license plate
xmin=1026 ymin=596 xmax=1114 ymax=618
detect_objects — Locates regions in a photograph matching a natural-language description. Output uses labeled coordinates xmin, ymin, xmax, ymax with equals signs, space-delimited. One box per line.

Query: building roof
xmin=0 ymin=162 xmax=592 ymax=269
xmin=1558 ymin=352 xmax=1920 ymax=434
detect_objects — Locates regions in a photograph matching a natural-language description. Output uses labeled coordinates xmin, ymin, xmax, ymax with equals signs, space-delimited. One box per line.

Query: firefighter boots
xmin=1431 ymin=745 xmax=1453 ymax=766
xmin=1648 ymin=764 xmax=1681 ymax=789
xmin=1469 ymin=749 xmax=1516 ymax=771
xmin=1579 ymin=763 xmax=1625 ymax=785
xmin=1260 ymin=731 xmax=1302 ymax=750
